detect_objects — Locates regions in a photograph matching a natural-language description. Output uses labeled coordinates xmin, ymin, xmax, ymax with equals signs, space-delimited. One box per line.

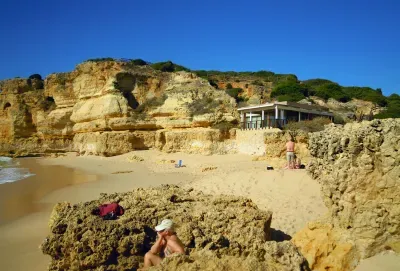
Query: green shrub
xmin=130 ymin=59 xmax=147 ymax=66
xmin=194 ymin=70 xmax=208 ymax=78
xmin=225 ymin=88 xmax=244 ymax=103
xmin=284 ymin=117 xmax=331 ymax=133
xmin=151 ymin=61 xmax=189 ymax=72
xmin=303 ymin=78 xmax=335 ymax=88
xmin=27 ymin=73 xmax=44 ymax=89
xmin=253 ymin=70 xmax=275 ymax=79
xmin=313 ymin=83 xmax=350 ymax=102
xmin=343 ymin=86 xmax=387 ymax=106
xmin=333 ymin=113 xmax=346 ymax=124
xmin=28 ymin=74 xmax=42 ymax=80
xmin=374 ymin=94 xmax=400 ymax=119
xmin=276 ymin=94 xmax=305 ymax=102
xmin=226 ymin=83 xmax=233 ymax=89
xmin=208 ymin=79 xmax=218 ymax=89
xmin=270 ymin=81 xmax=308 ymax=101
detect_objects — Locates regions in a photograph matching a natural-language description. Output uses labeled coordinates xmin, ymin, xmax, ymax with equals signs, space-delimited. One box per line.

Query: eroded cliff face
xmin=0 ymin=61 xmax=238 ymax=156
xmin=292 ymin=119 xmax=400 ymax=271
xmin=41 ymin=185 xmax=309 ymax=271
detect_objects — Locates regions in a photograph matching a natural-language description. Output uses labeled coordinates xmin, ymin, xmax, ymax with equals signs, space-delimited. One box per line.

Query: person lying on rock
xmin=143 ymin=219 xmax=185 ymax=268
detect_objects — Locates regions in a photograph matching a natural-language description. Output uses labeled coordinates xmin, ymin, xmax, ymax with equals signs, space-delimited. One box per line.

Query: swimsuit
xmin=286 ymin=151 xmax=294 ymax=162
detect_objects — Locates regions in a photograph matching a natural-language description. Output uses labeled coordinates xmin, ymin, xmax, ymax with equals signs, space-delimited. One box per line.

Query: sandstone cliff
xmin=292 ymin=119 xmax=400 ymax=271
xmin=41 ymin=185 xmax=309 ymax=271
xmin=0 ymin=61 xmax=238 ymax=156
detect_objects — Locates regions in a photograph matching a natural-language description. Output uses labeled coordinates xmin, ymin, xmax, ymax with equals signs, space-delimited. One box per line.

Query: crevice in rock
xmin=43 ymin=96 xmax=56 ymax=111
xmin=270 ymin=228 xmax=292 ymax=242
xmin=3 ymin=102 xmax=11 ymax=110
xmin=115 ymin=72 xmax=139 ymax=109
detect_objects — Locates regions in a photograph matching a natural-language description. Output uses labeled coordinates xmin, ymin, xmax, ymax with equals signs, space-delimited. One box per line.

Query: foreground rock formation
xmin=293 ymin=119 xmax=400 ymax=271
xmin=0 ymin=61 xmax=238 ymax=156
xmin=41 ymin=185 xmax=309 ymax=271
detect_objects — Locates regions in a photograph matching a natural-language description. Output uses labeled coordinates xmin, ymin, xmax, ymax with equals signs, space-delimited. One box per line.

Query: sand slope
xmin=1 ymin=150 xmax=397 ymax=270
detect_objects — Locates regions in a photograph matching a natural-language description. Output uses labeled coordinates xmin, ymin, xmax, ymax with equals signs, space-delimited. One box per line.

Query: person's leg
xmin=144 ymin=252 xmax=162 ymax=268
xmin=292 ymin=154 xmax=296 ymax=169
xmin=288 ymin=153 xmax=294 ymax=169
xmin=286 ymin=152 xmax=290 ymax=168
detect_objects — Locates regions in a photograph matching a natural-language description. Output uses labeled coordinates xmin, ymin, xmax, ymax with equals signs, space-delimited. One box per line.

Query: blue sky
xmin=0 ymin=0 xmax=399 ymax=96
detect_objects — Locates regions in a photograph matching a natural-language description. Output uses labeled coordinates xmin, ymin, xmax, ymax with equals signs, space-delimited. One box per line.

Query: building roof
xmin=238 ymin=101 xmax=334 ymax=116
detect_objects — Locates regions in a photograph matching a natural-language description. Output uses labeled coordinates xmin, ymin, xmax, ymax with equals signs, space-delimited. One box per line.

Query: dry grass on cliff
xmin=284 ymin=117 xmax=331 ymax=133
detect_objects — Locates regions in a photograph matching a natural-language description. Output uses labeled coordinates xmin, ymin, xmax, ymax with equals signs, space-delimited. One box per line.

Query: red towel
xmin=98 ymin=203 xmax=124 ymax=217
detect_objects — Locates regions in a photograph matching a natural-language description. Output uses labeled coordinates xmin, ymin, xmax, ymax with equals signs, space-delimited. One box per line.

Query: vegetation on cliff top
xmin=374 ymin=94 xmax=400 ymax=118
xmin=79 ymin=58 xmax=395 ymax=114
xmin=4 ymin=57 xmax=398 ymax=119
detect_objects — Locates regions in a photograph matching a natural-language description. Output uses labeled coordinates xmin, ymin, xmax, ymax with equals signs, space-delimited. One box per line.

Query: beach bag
xmin=92 ymin=203 xmax=124 ymax=220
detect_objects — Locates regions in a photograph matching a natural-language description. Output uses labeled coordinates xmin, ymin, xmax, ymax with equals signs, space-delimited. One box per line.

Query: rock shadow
xmin=115 ymin=72 xmax=139 ymax=109
xmin=270 ymin=228 xmax=292 ymax=242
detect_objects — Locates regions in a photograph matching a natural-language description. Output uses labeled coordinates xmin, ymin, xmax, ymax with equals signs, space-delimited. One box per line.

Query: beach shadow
xmin=270 ymin=228 xmax=292 ymax=242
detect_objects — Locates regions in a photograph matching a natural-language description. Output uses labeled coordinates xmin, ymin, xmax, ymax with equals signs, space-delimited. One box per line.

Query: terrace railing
xmin=240 ymin=119 xmax=287 ymax=130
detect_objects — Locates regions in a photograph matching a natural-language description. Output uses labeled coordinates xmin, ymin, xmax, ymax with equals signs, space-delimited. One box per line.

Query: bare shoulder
xmin=168 ymin=235 xmax=182 ymax=244
xmin=167 ymin=235 xmax=185 ymax=252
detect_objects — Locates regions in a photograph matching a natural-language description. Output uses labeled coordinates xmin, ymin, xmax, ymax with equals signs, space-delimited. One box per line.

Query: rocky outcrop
xmin=0 ymin=61 xmax=239 ymax=156
xmin=293 ymin=119 xmax=400 ymax=270
xmin=41 ymin=185 xmax=309 ymax=271
xmin=312 ymin=97 xmax=383 ymax=121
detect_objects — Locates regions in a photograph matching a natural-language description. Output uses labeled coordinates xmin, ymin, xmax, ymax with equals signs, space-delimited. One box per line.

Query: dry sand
xmin=0 ymin=150 xmax=398 ymax=270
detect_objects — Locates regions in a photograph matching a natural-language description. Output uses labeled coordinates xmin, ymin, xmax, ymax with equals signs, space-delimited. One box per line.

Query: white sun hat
xmin=155 ymin=219 xmax=174 ymax=232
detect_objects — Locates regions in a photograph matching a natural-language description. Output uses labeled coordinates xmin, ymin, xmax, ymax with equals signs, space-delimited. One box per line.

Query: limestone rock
xmin=41 ymin=185 xmax=309 ymax=271
xmin=73 ymin=131 xmax=155 ymax=156
xmin=294 ymin=119 xmax=400 ymax=270
xmin=157 ymin=128 xmax=237 ymax=155
xmin=292 ymin=222 xmax=358 ymax=271
xmin=155 ymin=241 xmax=308 ymax=271
xmin=0 ymin=61 xmax=238 ymax=156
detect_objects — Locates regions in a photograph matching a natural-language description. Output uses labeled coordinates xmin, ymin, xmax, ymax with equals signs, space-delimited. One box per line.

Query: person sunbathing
xmin=143 ymin=219 xmax=185 ymax=268
xmin=294 ymin=155 xmax=301 ymax=169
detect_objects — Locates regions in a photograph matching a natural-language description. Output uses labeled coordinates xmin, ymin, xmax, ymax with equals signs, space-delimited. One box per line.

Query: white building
xmin=238 ymin=101 xmax=334 ymax=129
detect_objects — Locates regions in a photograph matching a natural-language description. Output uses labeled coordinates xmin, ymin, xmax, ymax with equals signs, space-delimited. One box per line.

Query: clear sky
xmin=0 ymin=0 xmax=399 ymax=96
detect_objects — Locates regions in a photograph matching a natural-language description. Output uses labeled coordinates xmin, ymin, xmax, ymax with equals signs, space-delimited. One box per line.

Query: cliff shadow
xmin=270 ymin=228 xmax=292 ymax=242
xmin=115 ymin=72 xmax=139 ymax=109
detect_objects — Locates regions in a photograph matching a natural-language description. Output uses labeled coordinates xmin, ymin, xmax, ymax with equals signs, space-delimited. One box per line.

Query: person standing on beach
xmin=286 ymin=137 xmax=295 ymax=169
xmin=143 ymin=219 xmax=185 ymax=268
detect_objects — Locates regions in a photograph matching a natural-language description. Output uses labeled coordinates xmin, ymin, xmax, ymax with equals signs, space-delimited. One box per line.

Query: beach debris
xmin=175 ymin=159 xmax=183 ymax=168
xmin=157 ymin=159 xmax=176 ymax=164
xmin=41 ymin=185 xmax=308 ymax=270
xmin=126 ymin=154 xmax=144 ymax=162
xmin=111 ymin=170 xmax=133 ymax=174
xmin=201 ymin=166 xmax=217 ymax=172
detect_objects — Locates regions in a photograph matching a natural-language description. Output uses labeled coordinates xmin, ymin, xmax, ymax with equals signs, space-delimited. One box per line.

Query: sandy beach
xmin=0 ymin=150 xmax=398 ymax=270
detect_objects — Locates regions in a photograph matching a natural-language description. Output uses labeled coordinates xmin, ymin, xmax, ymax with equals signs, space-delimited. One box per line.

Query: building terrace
xmin=238 ymin=101 xmax=334 ymax=129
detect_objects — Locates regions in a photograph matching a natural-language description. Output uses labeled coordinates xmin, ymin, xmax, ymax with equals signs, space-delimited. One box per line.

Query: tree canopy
xmin=270 ymin=82 xmax=308 ymax=102
xmin=374 ymin=94 xmax=400 ymax=119
xmin=150 ymin=61 xmax=189 ymax=72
